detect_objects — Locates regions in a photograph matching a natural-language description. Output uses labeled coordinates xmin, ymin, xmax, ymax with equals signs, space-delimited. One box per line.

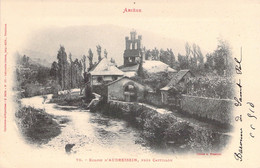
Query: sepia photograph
xmin=0 ymin=0 xmax=260 ymax=168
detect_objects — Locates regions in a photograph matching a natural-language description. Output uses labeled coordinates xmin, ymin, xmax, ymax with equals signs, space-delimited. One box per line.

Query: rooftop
xmin=161 ymin=69 xmax=194 ymax=90
xmin=90 ymin=58 xmax=124 ymax=76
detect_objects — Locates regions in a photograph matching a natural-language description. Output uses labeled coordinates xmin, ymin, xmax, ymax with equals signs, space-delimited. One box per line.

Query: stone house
xmin=89 ymin=57 xmax=124 ymax=86
xmin=88 ymin=57 xmax=124 ymax=96
xmin=160 ymin=69 xmax=194 ymax=106
xmin=106 ymin=76 xmax=147 ymax=102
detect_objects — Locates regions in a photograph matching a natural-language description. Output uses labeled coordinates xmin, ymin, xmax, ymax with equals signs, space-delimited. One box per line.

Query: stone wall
xmin=105 ymin=99 xmax=230 ymax=153
xmin=107 ymin=78 xmax=145 ymax=102
xmin=144 ymin=92 xmax=162 ymax=107
xmin=181 ymin=95 xmax=233 ymax=124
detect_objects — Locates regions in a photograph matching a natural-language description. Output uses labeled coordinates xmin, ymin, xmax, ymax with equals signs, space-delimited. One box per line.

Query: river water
xmin=21 ymin=95 xmax=153 ymax=156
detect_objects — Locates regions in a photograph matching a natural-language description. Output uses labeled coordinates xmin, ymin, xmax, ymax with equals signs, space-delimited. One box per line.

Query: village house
xmin=89 ymin=57 xmax=124 ymax=96
xmin=106 ymin=76 xmax=149 ymax=102
xmin=89 ymin=57 xmax=124 ymax=86
xmin=160 ymin=69 xmax=194 ymax=106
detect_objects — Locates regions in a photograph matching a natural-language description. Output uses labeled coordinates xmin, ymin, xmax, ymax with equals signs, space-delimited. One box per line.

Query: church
xmin=119 ymin=31 xmax=176 ymax=77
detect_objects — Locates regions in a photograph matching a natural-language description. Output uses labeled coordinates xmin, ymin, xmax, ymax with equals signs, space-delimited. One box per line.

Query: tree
xmin=151 ymin=47 xmax=159 ymax=60
xmin=191 ymin=43 xmax=198 ymax=70
xmin=159 ymin=48 xmax=176 ymax=68
xmin=213 ymin=39 xmax=232 ymax=76
xmin=145 ymin=49 xmax=151 ymax=60
xmin=196 ymin=45 xmax=204 ymax=71
xmin=104 ymin=49 xmax=108 ymax=58
xmin=168 ymin=48 xmax=175 ymax=68
xmin=81 ymin=55 xmax=87 ymax=83
xmin=205 ymin=53 xmax=214 ymax=72
xmin=22 ymin=55 xmax=30 ymax=67
xmin=78 ymin=60 xmax=83 ymax=88
xmin=185 ymin=42 xmax=191 ymax=66
xmin=50 ymin=61 xmax=59 ymax=80
xmin=81 ymin=55 xmax=87 ymax=74
xmin=88 ymin=49 xmax=94 ymax=71
xmin=57 ymin=45 xmax=68 ymax=90
xmin=178 ymin=53 xmax=189 ymax=69
xmin=74 ymin=58 xmax=80 ymax=87
xmin=69 ymin=53 xmax=73 ymax=89
xmin=137 ymin=51 xmax=145 ymax=77
xmin=96 ymin=45 xmax=102 ymax=62
xmin=36 ymin=66 xmax=50 ymax=85
xmin=110 ymin=58 xmax=116 ymax=65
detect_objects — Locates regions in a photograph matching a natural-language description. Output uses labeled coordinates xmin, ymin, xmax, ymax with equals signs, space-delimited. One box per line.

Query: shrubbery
xmin=139 ymin=109 xmax=229 ymax=152
xmin=100 ymin=102 xmax=229 ymax=153
xmin=186 ymin=76 xmax=234 ymax=99
xmin=15 ymin=106 xmax=61 ymax=144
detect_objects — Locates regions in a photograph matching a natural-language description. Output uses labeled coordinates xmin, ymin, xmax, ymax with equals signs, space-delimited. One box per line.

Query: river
xmin=21 ymin=95 xmax=153 ymax=156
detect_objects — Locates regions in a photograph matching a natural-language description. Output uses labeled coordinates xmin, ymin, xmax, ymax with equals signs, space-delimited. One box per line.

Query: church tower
xmin=123 ymin=30 xmax=142 ymax=66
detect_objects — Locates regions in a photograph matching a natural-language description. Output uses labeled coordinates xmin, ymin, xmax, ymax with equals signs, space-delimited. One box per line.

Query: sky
xmin=2 ymin=0 xmax=260 ymax=56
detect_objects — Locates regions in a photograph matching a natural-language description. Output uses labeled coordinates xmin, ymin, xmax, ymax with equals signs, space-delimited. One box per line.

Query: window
xmin=97 ymin=76 xmax=103 ymax=83
xmin=112 ymin=76 xmax=118 ymax=81
xmin=125 ymin=84 xmax=135 ymax=92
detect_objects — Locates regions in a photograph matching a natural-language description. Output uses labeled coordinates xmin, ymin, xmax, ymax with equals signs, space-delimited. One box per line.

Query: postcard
xmin=0 ymin=0 xmax=260 ymax=167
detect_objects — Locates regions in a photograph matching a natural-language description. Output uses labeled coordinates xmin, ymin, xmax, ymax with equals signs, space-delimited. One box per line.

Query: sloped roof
xmin=88 ymin=62 xmax=98 ymax=72
xmin=142 ymin=60 xmax=177 ymax=73
xmin=106 ymin=76 xmax=130 ymax=86
xmin=119 ymin=60 xmax=177 ymax=74
xmin=124 ymin=71 xmax=137 ymax=78
xmin=119 ymin=64 xmax=139 ymax=72
xmin=90 ymin=58 xmax=124 ymax=76
xmin=160 ymin=69 xmax=194 ymax=90
xmin=106 ymin=76 xmax=153 ymax=91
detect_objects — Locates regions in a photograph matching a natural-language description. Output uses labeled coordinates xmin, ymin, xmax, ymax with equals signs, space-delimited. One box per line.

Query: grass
xmin=50 ymin=95 xmax=86 ymax=107
xmin=16 ymin=106 xmax=62 ymax=144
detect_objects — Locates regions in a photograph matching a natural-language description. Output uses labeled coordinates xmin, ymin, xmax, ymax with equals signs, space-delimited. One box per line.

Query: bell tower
xmin=123 ymin=30 xmax=142 ymax=66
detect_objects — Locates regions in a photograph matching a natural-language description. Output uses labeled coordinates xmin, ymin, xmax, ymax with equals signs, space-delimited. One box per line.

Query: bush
xmin=24 ymin=83 xmax=42 ymax=97
xmin=98 ymin=101 xmax=229 ymax=153
xmin=15 ymin=106 xmax=61 ymax=144
xmin=187 ymin=76 xmax=234 ymax=99
xmin=50 ymin=82 xmax=62 ymax=97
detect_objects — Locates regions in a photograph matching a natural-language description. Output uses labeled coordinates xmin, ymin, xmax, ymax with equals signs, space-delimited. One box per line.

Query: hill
xmin=22 ymin=24 xmax=187 ymax=67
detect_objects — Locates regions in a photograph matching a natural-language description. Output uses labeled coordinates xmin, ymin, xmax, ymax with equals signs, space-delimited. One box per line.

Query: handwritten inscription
xmin=234 ymin=128 xmax=243 ymax=161
xmin=233 ymin=48 xmax=257 ymax=162
xmin=234 ymin=53 xmax=242 ymax=74
xmin=234 ymin=79 xmax=242 ymax=106
xmin=234 ymin=48 xmax=243 ymax=162
xmin=247 ymin=102 xmax=257 ymax=138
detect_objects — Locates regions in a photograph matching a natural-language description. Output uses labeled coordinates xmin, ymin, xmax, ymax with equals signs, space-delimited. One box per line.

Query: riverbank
xmin=24 ymin=93 xmax=230 ymax=153
xmin=49 ymin=94 xmax=87 ymax=107
xmin=92 ymin=99 xmax=231 ymax=153
xmin=19 ymin=95 xmax=152 ymax=155
xmin=16 ymin=106 xmax=69 ymax=145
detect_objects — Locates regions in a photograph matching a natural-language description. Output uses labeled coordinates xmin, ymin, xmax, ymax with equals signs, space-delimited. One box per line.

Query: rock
xmin=65 ymin=143 xmax=75 ymax=154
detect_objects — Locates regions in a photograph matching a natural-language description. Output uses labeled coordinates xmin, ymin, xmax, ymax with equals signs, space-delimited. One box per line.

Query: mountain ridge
xmin=22 ymin=24 xmax=191 ymax=67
